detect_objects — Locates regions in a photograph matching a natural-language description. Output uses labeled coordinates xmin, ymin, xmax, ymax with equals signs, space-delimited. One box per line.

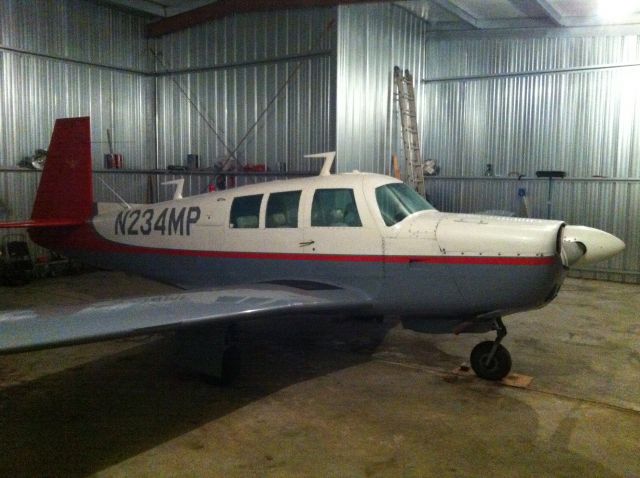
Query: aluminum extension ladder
xmin=393 ymin=66 xmax=425 ymax=197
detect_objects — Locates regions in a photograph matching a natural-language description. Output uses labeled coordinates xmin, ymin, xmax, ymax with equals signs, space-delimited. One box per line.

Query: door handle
xmin=299 ymin=240 xmax=315 ymax=247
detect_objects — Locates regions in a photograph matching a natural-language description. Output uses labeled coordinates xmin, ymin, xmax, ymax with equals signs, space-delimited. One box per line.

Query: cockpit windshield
xmin=375 ymin=183 xmax=435 ymax=226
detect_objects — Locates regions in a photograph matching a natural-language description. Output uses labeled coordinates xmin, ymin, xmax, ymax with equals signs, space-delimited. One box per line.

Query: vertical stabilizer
xmin=31 ymin=117 xmax=93 ymax=224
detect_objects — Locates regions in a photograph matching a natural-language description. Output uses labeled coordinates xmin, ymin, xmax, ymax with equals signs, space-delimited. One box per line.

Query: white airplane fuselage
xmin=31 ymin=171 xmax=586 ymax=323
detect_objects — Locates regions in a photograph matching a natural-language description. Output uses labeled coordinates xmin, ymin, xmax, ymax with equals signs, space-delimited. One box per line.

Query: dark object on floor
xmin=0 ymin=234 xmax=34 ymax=286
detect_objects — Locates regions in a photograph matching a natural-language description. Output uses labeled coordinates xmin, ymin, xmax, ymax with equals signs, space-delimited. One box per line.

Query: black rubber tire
xmin=470 ymin=341 xmax=512 ymax=381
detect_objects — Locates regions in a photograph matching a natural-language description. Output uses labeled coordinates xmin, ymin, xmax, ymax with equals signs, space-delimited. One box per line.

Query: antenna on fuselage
xmin=304 ymin=151 xmax=336 ymax=176
xmin=97 ymin=176 xmax=131 ymax=210
xmin=162 ymin=179 xmax=185 ymax=200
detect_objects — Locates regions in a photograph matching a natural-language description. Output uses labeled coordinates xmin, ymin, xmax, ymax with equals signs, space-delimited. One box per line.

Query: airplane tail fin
xmin=0 ymin=117 xmax=93 ymax=229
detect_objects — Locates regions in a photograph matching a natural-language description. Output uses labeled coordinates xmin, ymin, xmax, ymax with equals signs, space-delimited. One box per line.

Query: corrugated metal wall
xmin=336 ymin=3 xmax=429 ymax=173
xmin=1 ymin=2 xmax=337 ymax=261
xmin=0 ymin=0 xmax=155 ymax=171
xmin=0 ymin=0 xmax=155 ymax=257
xmin=154 ymin=8 xmax=336 ymax=172
xmin=336 ymin=3 xmax=640 ymax=282
xmin=420 ymin=36 xmax=640 ymax=177
xmin=1 ymin=3 xmax=336 ymax=205
xmin=0 ymin=0 xmax=156 ymax=228
xmin=0 ymin=0 xmax=150 ymax=71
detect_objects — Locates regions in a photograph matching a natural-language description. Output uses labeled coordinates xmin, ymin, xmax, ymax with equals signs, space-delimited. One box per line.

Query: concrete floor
xmin=0 ymin=271 xmax=638 ymax=477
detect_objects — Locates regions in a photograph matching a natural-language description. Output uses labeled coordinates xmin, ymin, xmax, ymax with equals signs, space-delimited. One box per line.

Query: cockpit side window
xmin=266 ymin=191 xmax=301 ymax=228
xmin=229 ymin=194 xmax=263 ymax=228
xmin=311 ymin=189 xmax=362 ymax=227
xmin=375 ymin=183 xmax=434 ymax=226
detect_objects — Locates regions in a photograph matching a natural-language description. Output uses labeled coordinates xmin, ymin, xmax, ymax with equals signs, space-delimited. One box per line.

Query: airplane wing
xmin=0 ymin=281 xmax=372 ymax=354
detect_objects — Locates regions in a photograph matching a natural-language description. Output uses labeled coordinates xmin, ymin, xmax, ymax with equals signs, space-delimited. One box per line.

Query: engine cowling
xmin=435 ymin=215 xmax=562 ymax=257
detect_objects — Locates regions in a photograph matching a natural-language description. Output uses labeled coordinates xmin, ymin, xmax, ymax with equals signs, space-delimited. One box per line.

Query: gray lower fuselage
xmin=35 ymin=224 xmax=566 ymax=325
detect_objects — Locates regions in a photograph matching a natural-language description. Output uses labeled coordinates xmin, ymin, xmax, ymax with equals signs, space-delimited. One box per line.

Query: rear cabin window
xmin=266 ymin=191 xmax=301 ymax=228
xmin=230 ymin=194 xmax=262 ymax=228
xmin=311 ymin=189 xmax=362 ymax=227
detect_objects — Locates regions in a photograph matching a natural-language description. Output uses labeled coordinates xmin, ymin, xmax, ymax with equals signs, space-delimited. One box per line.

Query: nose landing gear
xmin=470 ymin=317 xmax=512 ymax=381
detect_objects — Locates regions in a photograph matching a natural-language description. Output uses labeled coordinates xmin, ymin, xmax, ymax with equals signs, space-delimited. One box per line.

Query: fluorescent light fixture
xmin=597 ymin=0 xmax=639 ymax=19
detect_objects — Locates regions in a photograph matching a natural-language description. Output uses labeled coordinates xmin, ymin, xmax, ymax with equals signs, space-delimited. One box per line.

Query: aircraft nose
xmin=562 ymin=225 xmax=625 ymax=266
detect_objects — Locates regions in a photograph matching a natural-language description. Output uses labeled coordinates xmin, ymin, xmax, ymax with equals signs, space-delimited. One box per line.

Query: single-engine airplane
xmin=0 ymin=117 xmax=626 ymax=381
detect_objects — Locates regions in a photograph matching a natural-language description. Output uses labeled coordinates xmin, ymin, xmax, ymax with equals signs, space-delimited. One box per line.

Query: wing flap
xmin=0 ymin=284 xmax=371 ymax=354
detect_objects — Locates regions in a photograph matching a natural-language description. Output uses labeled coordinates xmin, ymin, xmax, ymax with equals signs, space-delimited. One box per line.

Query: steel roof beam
xmin=425 ymin=22 xmax=640 ymax=40
xmin=555 ymin=14 xmax=640 ymax=27
xmin=101 ymin=0 xmax=167 ymax=17
xmin=473 ymin=17 xmax=555 ymax=29
xmin=164 ymin=0 xmax=215 ymax=17
xmin=428 ymin=0 xmax=556 ymax=30
xmin=146 ymin=0 xmax=396 ymax=37
xmin=505 ymin=0 xmax=547 ymax=18
xmin=533 ymin=0 xmax=565 ymax=26
xmin=427 ymin=0 xmax=480 ymax=28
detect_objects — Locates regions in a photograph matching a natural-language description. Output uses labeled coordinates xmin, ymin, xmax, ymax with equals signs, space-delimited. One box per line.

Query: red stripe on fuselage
xmin=32 ymin=225 xmax=556 ymax=267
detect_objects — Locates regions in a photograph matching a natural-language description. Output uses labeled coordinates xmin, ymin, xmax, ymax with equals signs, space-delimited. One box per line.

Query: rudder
xmin=31 ymin=117 xmax=93 ymax=224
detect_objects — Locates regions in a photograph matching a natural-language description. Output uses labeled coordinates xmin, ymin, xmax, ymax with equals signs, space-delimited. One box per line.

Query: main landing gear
xmin=175 ymin=323 xmax=241 ymax=385
xmin=470 ymin=317 xmax=512 ymax=381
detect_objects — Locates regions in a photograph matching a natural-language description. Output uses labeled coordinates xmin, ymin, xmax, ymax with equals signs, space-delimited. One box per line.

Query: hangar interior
xmin=1 ymin=0 xmax=639 ymax=282
xmin=1 ymin=1 xmax=639 ymax=476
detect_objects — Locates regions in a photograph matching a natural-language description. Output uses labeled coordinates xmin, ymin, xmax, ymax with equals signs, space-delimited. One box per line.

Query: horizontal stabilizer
xmin=0 ymin=218 xmax=86 ymax=229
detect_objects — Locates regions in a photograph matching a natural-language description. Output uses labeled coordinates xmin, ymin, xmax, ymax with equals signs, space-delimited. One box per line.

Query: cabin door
xmin=300 ymin=187 xmax=383 ymax=292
